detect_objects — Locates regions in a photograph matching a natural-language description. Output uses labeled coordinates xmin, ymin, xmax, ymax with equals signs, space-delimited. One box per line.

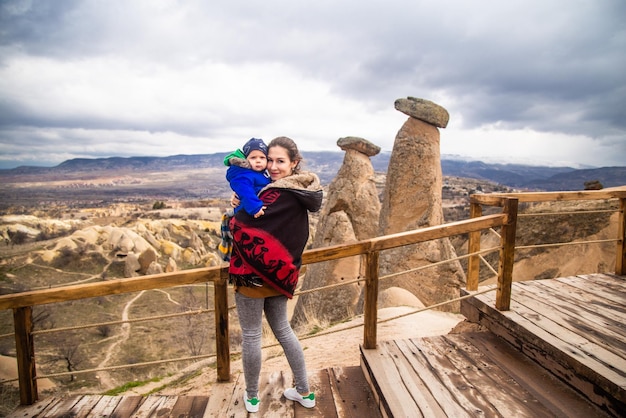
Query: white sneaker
xmin=284 ymin=387 xmax=316 ymax=408
xmin=243 ymin=393 xmax=260 ymax=413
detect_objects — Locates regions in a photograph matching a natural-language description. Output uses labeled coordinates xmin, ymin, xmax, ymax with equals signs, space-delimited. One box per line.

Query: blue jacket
xmin=226 ymin=164 xmax=271 ymax=216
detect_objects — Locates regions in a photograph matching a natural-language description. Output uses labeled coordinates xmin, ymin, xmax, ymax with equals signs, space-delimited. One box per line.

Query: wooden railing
xmin=1 ymin=187 xmax=624 ymax=406
xmin=467 ymin=188 xmax=626 ymax=310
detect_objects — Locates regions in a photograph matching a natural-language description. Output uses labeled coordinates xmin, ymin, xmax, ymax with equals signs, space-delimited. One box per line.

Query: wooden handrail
xmin=469 ymin=187 xmax=626 ymax=287
xmin=0 ymin=267 xmax=223 ymax=311
xmin=302 ymin=213 xmax=506 ymax=264
xmin=471 ymin=188 xmax=626 ymax=204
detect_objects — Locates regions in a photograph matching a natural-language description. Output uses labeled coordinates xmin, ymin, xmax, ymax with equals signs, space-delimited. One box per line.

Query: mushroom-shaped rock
xmin=394 ymin=97 xmax=449 ymax=128
xmin=337 ymin=136 xmax=381 ymax=157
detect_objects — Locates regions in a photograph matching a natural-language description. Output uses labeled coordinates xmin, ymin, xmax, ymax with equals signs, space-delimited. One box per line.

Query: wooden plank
xmin=554 ymin=275 xmax=626 ymax=306
xmin=583 ymin=273 xmax=626 ymax=288
xmin=579 ymin=273 xmax=626 ymax=299
xmin=464 ymin=294 xmax=602 ymax=406
xmin=360 ymin=342 xmax=424 ymax=417
xmin=369 ymin=214 xmax=506 ymax=253
xmin=88 ymin=396 xmax=124 ymax=417
xmin=257 ymin=370 xmax=292 ymax=417
xmin=359 ymin=353 xmax=385 ymax=418
xmin=204 ymin=374 xmax=237 ymax=417
xmin=516 ymin=281 xmax=626 ymax=356
xmin=294 ymin=369 xmax=334 ymax=418
xmin=508 ymin=286 xmax=626 ymax=370
xmin=68 ymin=395 xmax=103 ymax=417
xmin=328 ymin=366 xmax=382 ymax=418
xmin=391 ymin=338 xmax=471 ymax=417
xmin=36 ymin=396 xmax=82 ymax=417
xmin=110 ymin=395 xmax=143 ymax=417
xmin=520 ymin=279 xmax=626 ymax=337
xmin=480 ymin=290 xmax=626 ymax=386
xmin=302 ymin=214 xmax=506 ymax=264
xmin=168 ymin=396 xmax=209 ymax=418
xmin=131 ymin=395 xmax=171 ymax=418
xmin=418 ymin=335 xmax=547 ymax=417
xmin=431 ymin=334 xmax=581 ymax=417
xmin=470 ymin=290 xmax=626 ymax=414
xmin=0 ymin=268 xmax=222 ymax=310
xmin=466 ymin=332 xmax=613 ymax=418
xmin=226 ymin=372 xmax=248 ymax=418
xmin=534 ymin=279 xmax=626 ymax=325
xmin=471 ymin=188 xmax=626 ymax=203
xmin=399 ymin=337 xmax=507 ymax=417
xmin=6 ymin=397 xmax=57 ymax=417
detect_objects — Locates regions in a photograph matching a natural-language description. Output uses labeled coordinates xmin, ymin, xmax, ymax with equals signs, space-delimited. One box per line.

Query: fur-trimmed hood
xmin=262 ymin=171 xmax=323 ymax=213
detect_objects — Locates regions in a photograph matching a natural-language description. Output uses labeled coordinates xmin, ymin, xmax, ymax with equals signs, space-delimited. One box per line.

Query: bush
xmin=584 ymin=180 xmax=603 ymax=190
xmin=152 ymin=201 xmax=167 ymax=210
xmin=8 ymin=230 xmax=28 ymax=245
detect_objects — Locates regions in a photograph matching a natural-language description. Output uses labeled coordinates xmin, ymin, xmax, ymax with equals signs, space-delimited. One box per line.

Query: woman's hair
xmin=268 ymin=136 xmax=303 ymax=174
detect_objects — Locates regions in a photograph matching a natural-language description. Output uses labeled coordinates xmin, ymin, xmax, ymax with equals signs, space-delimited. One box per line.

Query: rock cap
xmin=337 ymin=136 xmax=381 ymax=157
xmin=394 ymin=97 xmax=449 ymax=128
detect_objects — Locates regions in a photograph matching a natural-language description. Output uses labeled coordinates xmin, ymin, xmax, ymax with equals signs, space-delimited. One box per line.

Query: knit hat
xmin=242 ymin=138 xmax=268 ymax=157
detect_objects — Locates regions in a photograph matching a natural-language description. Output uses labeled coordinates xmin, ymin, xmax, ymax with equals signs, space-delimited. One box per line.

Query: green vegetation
xmin=152 ymin=201 xmax=167 ymax=210
xmin=103 ymin=376 xmax=162 ymax=396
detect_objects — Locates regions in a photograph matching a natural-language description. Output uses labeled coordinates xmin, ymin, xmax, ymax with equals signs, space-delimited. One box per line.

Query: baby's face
xmin=246 ymin=150 xmax=267 ymax=172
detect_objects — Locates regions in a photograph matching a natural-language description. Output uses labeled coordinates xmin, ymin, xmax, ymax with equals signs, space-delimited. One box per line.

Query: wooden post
xmin=617 ymin=197 xmax=626 ymax=276
xmin=496 ymin=198 xmax=518 ymax=311
xmin=466 ymin=201 xmax=483 ymax=291
xmin=14 ymin=306 xmax=37 ymax=405
xmin=363 ymin=251 xmax=379 ymax=349
xmin=214 ymin=268 xmax=230 ymax=381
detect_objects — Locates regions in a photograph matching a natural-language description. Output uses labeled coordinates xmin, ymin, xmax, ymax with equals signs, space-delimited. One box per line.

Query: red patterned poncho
xmin=229 ymin=172 xmax=323 ymax=298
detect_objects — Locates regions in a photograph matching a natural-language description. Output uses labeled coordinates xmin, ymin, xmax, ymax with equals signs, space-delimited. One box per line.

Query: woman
xmin=229 ymin=136 xmax=323 ymax=412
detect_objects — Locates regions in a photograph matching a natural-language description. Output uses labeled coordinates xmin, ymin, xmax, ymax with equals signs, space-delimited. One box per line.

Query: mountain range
xmin=1 ymin=152 xmax=625 ymax=192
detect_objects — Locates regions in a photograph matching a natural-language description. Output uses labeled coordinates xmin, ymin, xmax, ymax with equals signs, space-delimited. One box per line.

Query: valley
xmin=0 ymin=156 xmax=622 ymax=415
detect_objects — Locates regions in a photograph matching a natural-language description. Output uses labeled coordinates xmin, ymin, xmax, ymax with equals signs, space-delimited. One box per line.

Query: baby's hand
xmin=231 ymin=193 xmax=240 ymax=208
xmin=254 ymin=207 xmax=266 ymax=218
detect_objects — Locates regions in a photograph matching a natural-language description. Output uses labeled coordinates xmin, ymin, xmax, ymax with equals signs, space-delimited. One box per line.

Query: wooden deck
xmin=8 ymin=273 xmax=626 ymax=417
xmin=7 ymin=366 xmax=382 ymax=417
xmin=361 ymin=273 xmax=626 ymax=417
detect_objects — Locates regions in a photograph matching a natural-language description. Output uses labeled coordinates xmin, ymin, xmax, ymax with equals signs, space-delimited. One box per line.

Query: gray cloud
xmin=0 ymin=0 xmax=625 ymax=169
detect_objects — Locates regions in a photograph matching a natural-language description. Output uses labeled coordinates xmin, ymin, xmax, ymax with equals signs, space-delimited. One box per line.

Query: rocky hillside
xmin=1 ymin=153 xmax=624 ymax=210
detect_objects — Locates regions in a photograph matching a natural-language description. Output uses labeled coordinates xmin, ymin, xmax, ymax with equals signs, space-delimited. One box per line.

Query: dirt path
xmin=122 ymin=306 xmax=465 ymax=396
xmin=95 ymin=290 xmax=146 ymax=388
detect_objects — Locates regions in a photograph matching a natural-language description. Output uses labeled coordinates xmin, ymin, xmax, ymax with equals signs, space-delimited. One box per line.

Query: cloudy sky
xmin=1 ymin=0 xmax=625 ymax=169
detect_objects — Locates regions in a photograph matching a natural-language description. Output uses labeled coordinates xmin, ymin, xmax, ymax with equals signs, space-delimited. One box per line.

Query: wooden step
xmin=461 ymin=275 xmax=626 ymax=416
xmin=360 ymin=332 xmax=613 ymax=417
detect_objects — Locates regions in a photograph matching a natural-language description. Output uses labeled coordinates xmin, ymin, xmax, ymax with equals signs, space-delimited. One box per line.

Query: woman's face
xmin=267 ymin=145 xmax=297 ymax=181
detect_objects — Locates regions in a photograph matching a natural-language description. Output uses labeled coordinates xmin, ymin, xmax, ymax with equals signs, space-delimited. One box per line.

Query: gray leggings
xmin=235 ymin=292 xmax=310 ymax=398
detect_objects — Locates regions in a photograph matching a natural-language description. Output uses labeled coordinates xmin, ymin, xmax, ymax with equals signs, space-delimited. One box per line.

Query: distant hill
xmin=1 ymin=152 xmax=625 ymax=192
xmin=310 ymin=152 xmax=626 ymax=191
xmin=438 ymin=159 xmax=626 ymax=190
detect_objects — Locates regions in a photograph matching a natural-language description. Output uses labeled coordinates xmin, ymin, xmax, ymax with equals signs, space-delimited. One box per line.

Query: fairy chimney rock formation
xmin=337 ymin=136 xmax=381 ymax=156
xmin=291 ymin=137 xmax=381 ymax=330
xmin=394 ymin=96 xmax=450 ymax=128
xmin=379 ymin=97 xmax=464 ymax=311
